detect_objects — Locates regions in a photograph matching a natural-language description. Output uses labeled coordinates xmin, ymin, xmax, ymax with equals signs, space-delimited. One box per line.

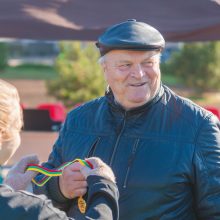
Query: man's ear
xmin=101 ymin=62 xmax=107 ymax=73
xmin=101 ymin=62 xmax=108 ymax=81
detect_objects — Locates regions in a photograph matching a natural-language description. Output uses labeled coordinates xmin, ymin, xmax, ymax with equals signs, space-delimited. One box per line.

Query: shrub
xmin=162 ymin=42 xmax=220 ymax=92
xmin=47 ymin=42 xmax=105 ymax=107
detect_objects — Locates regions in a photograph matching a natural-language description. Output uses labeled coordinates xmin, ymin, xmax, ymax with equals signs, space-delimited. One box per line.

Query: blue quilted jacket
xmin=34 ymin=85 xmax=220 ymax=220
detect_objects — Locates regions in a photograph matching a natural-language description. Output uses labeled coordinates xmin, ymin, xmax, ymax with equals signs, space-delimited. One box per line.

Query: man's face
xmin=102 ymin=50 xmax=161 ymax=110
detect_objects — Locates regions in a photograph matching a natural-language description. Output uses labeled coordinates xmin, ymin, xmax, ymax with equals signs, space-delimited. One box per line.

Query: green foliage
xmin=0 ymin=42 xmax=8 ymax=71
xmin=162 ymin=42 xmax=220 ymax=91
xmin=47 ymin=42 xmax=105 ymax=107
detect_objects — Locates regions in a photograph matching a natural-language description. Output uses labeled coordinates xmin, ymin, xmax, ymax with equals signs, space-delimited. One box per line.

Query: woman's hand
xmin=80 ymin=157 xmax=116 ymax=183
xmin=4 ymin=154 xmax=39 ymax=191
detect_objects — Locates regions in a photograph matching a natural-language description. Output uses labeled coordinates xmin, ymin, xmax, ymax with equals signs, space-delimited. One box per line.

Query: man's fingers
xmin=72 ymin=180 xmax=88 ymax=189
xmin=68 ymin=162 xmax=84 ymax=171
xmin=59 ymin=168 xmax=87 ymax=199
xmin=61 ymin=180 xmax=87 ymax=199
xmin=70 ymin=188 xmax=87 ymax=199
xmin=64 ymin=180 xmax=88 ymax=190
xmin=62 ymin=169 xmax=85 ymax=181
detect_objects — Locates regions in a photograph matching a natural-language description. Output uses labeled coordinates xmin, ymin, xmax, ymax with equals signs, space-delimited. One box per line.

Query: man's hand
xmin=59 ymin=162 xmax=88 ymax=199
xmin=4 ymin=154 xmax=39 ymax=191
xmin=81 ymin=157 xmax=116 ymax=183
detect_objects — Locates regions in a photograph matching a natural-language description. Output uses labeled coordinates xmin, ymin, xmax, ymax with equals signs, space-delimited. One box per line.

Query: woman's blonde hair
xmin=0 ymin=79 xmax=23 ymax=145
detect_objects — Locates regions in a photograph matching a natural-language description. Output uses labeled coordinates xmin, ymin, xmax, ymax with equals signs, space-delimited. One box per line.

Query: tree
xmin=47 ymin=42 xmax=105 ymax=107
xmin=162 ymin=42 xmax=220 ymax=92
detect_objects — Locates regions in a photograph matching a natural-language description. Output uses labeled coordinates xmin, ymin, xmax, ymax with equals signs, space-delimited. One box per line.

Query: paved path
xmin=6 ymin=79 xmax=57 ymax=108
xmin=8 ymin=131 xmax=59 ymax=165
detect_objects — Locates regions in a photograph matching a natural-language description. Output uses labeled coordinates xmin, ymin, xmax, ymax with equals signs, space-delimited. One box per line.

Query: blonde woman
xmin=0 ymin=79 xmax=118 ymax=220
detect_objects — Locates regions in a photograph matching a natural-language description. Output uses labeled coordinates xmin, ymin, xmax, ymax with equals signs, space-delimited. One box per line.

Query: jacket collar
xmin=105 ymin=84 xmax=164 ymax=116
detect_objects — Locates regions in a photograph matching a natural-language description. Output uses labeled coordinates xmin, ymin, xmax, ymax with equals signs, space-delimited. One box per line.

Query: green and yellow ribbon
xmin=27 ymin=158 xmax=93 ymax=214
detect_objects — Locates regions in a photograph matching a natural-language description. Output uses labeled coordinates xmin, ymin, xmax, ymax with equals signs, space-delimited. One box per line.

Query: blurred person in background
xmin=0 ymin=79 xmax=119 ymax=220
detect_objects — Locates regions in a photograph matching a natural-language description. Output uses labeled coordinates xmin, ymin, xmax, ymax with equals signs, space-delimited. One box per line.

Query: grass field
xmin=0 ymin=64 xmax=58 ymax=80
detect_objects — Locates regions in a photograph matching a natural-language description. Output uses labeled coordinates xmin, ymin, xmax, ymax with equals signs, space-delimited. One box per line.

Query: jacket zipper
xmin=109 ymin=112 xmax=127 ymax=166
xmin=123 ymin=138 xmax=140 ymax=189
xmin=87 ymin=137 xmax=101 ymax=157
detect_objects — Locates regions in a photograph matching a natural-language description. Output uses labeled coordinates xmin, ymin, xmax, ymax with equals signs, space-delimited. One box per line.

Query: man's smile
xmin=128 ymin=82 xmax=147 ymax=87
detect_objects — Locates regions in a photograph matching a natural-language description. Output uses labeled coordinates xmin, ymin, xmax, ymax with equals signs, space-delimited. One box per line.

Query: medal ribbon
xmin=27 ymin=158 xmax=93 ymax=214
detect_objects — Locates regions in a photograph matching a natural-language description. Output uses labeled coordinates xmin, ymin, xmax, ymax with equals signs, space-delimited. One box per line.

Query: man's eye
xmin=120 ymin=64 xmax=130 ymax=67
xmin=142 ymin=61 xmax=154 ymax=67
xmin=118 ymin=64 xmax=131 ymax=70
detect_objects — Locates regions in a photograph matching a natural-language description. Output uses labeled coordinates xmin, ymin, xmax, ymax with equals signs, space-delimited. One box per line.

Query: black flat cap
xmin=96 ymin=19 xmax=165 ymax=56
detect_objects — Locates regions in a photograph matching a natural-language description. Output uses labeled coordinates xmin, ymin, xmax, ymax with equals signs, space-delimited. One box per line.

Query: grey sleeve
xmin=38 ymin=196 xmax=70 ymax=220
xmin=193 ymin=115 xmax=220 ymax=219
xmin=1 ymin=175 xmax=119 ymax=220
xmin=0 ymin=184 xmax=69 ymax=220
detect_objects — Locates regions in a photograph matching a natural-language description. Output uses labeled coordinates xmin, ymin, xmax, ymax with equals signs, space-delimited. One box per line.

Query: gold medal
xmin=78 ymin=196 xmax=86 ymax=214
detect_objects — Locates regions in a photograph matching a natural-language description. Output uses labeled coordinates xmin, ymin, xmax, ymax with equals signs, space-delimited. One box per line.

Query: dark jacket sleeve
xmin=73 ymin=175 xmax=119 ymax=220
xmin=1 ymin=175 xmax=119 ymax=220
xmin=0 ymin=184 xmax=69 ymax=220
xmin=193 ymin=115 xmax=220 ymax=219
xmin=33 ymin=120 xmax=72 ymax=211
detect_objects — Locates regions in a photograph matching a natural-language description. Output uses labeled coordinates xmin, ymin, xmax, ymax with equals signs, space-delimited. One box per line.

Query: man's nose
xmin=131 ymin=64 xmax=144 ymax=78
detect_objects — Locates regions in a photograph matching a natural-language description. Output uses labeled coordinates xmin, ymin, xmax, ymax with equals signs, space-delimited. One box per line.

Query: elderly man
xmin=34 ymin=19 xmax=220 ymax=219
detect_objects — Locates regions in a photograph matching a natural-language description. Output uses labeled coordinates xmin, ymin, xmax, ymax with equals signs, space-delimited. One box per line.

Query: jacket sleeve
xmin=33 ymin=118 xmax=72 ymax=211
xmin=0 ymin=184 xmax=69 ymax=220
xmin=2 ymin=176 xmax=119 ymax=220
xmin=73 ymin=176 xmax=119 ymax=220
xmin=193 ymin=114 xmax=220 ymax=219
